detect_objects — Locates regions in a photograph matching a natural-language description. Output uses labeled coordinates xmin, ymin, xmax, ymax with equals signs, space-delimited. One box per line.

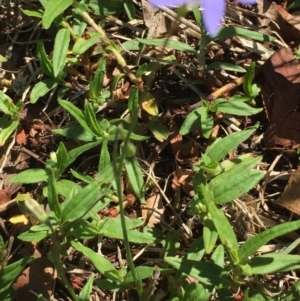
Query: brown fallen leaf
xmin=257 ymin=1 xmax=300 ymax=41
xmin=0 ymin=189 xmax=11 ymax=206
xmin=13 ymin=256 xmax=55 ymax=301
xmin=141 ymin=194 xmax=164 ymax=227
xmin=277 ymin=166 xmax=300 ymax=216
xmin=275 ymin=3 xmax=300 ymax=32
xmin=261 ymin=47 xmax=300 ymax=149
xmin=16 ymin=125 xmax=27 ymax=145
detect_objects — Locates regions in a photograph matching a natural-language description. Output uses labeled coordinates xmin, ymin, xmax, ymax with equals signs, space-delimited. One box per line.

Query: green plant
xmin=164 ymin=128 xmax=300 ymax=300
xmin=0 ymin=91 xmax=23 ymax=146
xmin=2 ymin=0 xmax=297 ymax=300
xmin=179 ymin=62 xmax=262 ymax=137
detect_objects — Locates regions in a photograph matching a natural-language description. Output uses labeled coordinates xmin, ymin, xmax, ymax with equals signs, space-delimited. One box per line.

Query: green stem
xmin=112 ymin=128 xmax=142 ymax=299
xmin=61 ymin=20 xmax=78 ymax=41
xmin=52 ymin=235 xmax=79 ymax=301
xmin=78 ymin=10 xmax=142 ymax=86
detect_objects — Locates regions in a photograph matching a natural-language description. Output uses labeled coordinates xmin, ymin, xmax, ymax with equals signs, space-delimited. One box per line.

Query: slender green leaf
xmin=55 ymin=142 xmax=68 ymax=175
xmin=58 ymin=99 xmax=90 ymax=132
xmin=243 ymin=62 xmax=256 ymax=97
xmin=192 ymin=6 xmax=202 ymax=29
xmin=56 ymin=179 xmax=82 ymax=197
xmin=209 ymin=156 xmax=263 ymax=204
xmin=249 ymin=254 xmax=300 ymax=274
xmin=46 ymin=168 xmax=62 ymax=220
xmin=84 ymin=101 xmax=104 ymax=136
xmin=61 ymin=165 xmax=114 ymax=223
xmin=214 ymin=26 xmax=275 ymax=42
xmin=67 ymin=219 xmax=99 ymax=239
xmin=205 ymin=127 xmax=257 ymax=162
xmin=0 ymin=119 xmax=19 ymax=147
xmin=101 ymin=227 xmax=157 ymax=244
xmin=199 ymin=185 xmax=239 ymax=264
xmin=10 ymin=169 xmax=47 ymax=184
xmin=72 ymin=14 xmax=87 ymax=36
xmin=87 ymin=0 xmax=125 ymax=16
xmin=18 ymin=229 xmax=49 ymax=242
xmin=30 ymin=79 xmax=57 ymax=103
xmin=71 ymin=241 xmax=121 ymax=282
xmin=165 ymin=256 xmax=229 ymax=287
xmin=79 ymin=273 xmax=94 ymax=301
xmin=63 ymin=140 xmax=103 ymax=174
xmin=53 ymin=29 xmax=70 ymax=78
xmin=71 ymin=169 xmax=94 ymax=183
xmin=207 ymin=62 xmax=246 ymax=73
xmin=239 ymin=220 xmax=300 ymax=263
xmin=53 ymin=125 xmax=100 ymax=142
xmin=90 ymin=56 xmax=106 ymax=100
xmin=100 ymin=217 xmax=143 ymax=231
xmin=180 ymin=107 xmax=212 ymax=136
xmin=136 ymin=63 xmax=148 ymax=77
xmin=176 ymin=235 xmax=205 ymax=281
xmin=288 ymin=0 xmax=300 ymax=10
xmin=21 ymin=9 xmax=43 ymax=18
xmin=128 ymin=87 xmax=139 ymax=124
xmin=216 ymin=98 xmax=262 ymax=115
xmin=149 ymin=119 xmax=170 ymax=142
xmin=42 ymin=0 xmax=73 ymax=29
xmin=0 ymin=256 xmax=34 ymax=298
xmin=136 ymin=38 xmax=197 ymax=55
xmin=0 ymin=91 xmax=16 ymax=115
xmin=182 ymin=282 xmax=211 ymax=301
xmin=203 ymin=218 xmax=218 ymax=254
xmin=210 ymin=245 xmax=224 ymax=267
xmin=99 ymin=140 xmax=110 ymax=172
xmin=73 ymin=33 xmax=101 ymax=55
xmin=36 ymin=43 xmax=53 ymax=76
xmin=123 ymin=0 xmax=135 ymax=20
xmin=124 ymin=156 xmax=145 ymax=203
xmin=121 ymin=40 xmax=141 ymax=51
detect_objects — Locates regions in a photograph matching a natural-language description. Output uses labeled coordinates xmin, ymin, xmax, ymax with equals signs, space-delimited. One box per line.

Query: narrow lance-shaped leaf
xmin=243 ymin=62 xmax=256 ymax=97
xmin=216 ymin=98 xmax=262 ymax=116
xmin=36 ymin=42 xmax=53 ymax=76
xmin=73 ymin=33 xmax=101 ymax=55
xmin=239 ymin=219 xmax=300 ymax=263
xmin=52 ymin=28 xmax=70 ymax=78
xmin=55 ymin=142 xmax=68 ymax=176
xmin=205 ymin=127 xmax=257 ymax=162
xmin=46 ymin=168 xmax=62 ymax=220
xmin=30 ymin=79 xmax=58 ymax=104
xmin=84 ymin=101 xmax=104 ymax=137
xmin=42 ymin=0 xmax=73 ymax=29
xmin=61 ymin=164 xmax=114 ymax=224
xmin=198 ymin=184 xmax=240 ymax=265
xmin=124 ymin=155 xmax=145 ymax=203
xmin=90 ymin=56 xmax=106 ymax=100
xmin=99 ymin=140 xmax=110 ymax=172
xmin=71 ymin=241 xmax=121 ymax=282
xmin=10 ymin=169 xmax=48 ymax=184
xmin=128 ymin=87 xmax=139 ymax=124
xmin=79 ymin=273 xmax=94 ymax=301
xmin=209 ymin=156 xmax=263 ymax=204
xmin=0 ymin=256 xmax=34 ymax=298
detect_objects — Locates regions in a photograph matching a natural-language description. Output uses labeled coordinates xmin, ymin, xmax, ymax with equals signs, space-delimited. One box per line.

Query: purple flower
xmin=149 ymin=0 xmax=257 ymax=36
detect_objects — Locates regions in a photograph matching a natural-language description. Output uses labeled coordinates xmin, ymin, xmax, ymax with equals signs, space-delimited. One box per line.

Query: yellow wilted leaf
xmin=9 ymin=214 xmax=29 ymax=225
xmin=141 ymin=92 xmax=159 ymax=116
